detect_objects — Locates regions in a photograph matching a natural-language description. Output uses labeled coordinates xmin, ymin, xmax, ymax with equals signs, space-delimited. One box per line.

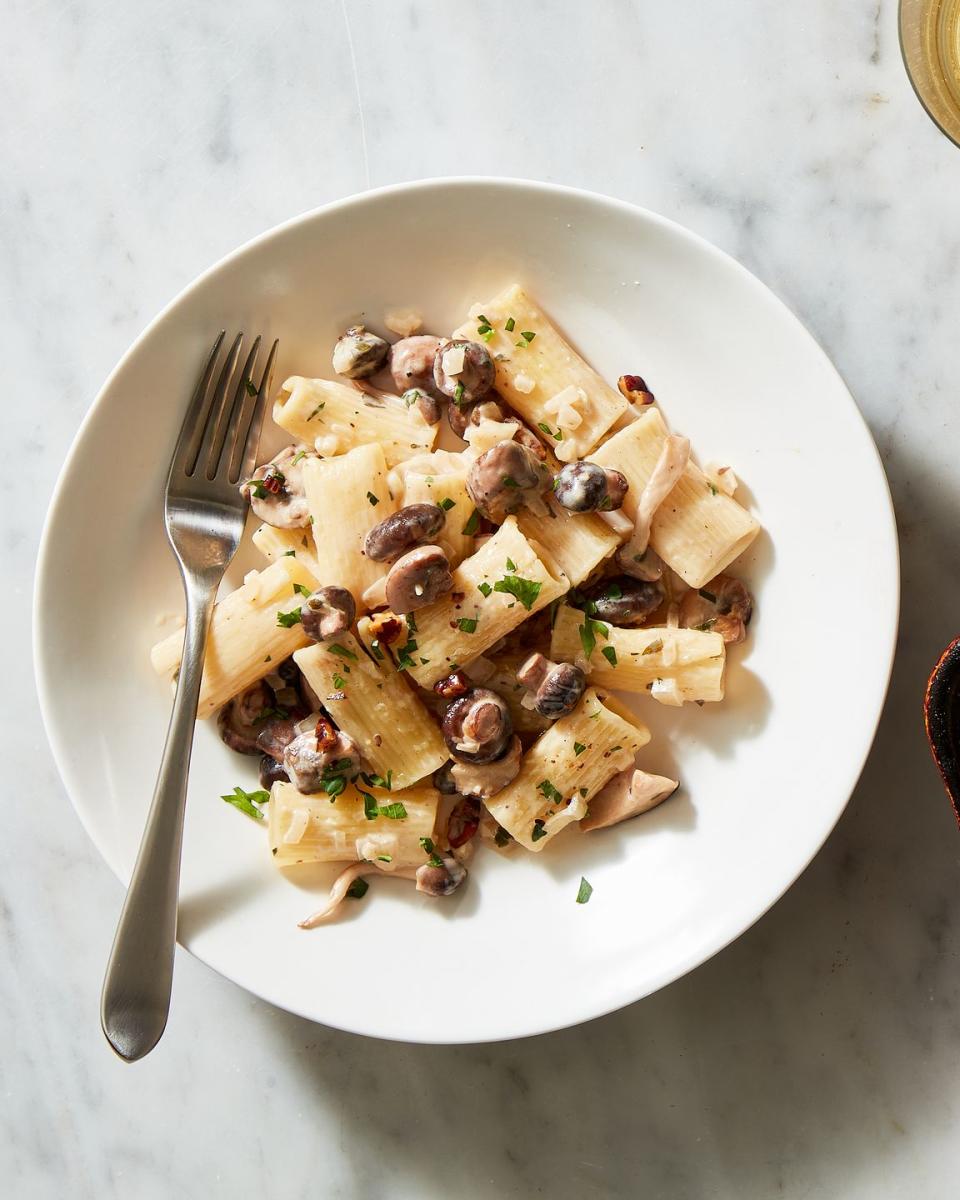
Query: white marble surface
xmin=5 ymin=0 xmax=960 ymax=1196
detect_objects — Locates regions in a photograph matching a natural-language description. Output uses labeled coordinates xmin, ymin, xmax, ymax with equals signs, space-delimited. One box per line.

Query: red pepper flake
xmin=451 ymin=591 xmax=465 ymax=603
xmin=447 ymin=796 xmax=481 ymax=848
xmin=433 ymin=670 xmax=470 ymax=700
xmin=261 ymin=467 xmax=287 ymax=495
xmin=369 ymin=613 xmax=404 ymax=644
xmin=315 ymin=715 xmax=338 ymax=751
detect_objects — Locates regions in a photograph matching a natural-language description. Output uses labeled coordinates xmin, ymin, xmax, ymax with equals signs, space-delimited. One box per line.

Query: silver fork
xmin=101 ymin=331 xmax=278 ymax=1062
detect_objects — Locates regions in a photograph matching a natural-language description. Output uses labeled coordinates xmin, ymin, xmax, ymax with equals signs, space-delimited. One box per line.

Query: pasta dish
xmin=150 ymin=285 xmax=760 ymax=925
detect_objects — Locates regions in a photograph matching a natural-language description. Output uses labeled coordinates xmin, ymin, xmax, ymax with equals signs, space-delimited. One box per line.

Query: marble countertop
xmin=6 ymin=1 xmax=960 ymax=1196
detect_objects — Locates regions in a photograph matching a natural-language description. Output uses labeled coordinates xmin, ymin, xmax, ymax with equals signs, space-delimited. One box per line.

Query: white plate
xmin=34 ymin=179 xmax=898 ymax=1043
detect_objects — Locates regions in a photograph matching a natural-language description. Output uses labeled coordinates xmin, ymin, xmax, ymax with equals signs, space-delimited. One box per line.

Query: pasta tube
xmin=251 ymin=523 xmax=322 ymax=582
xmin=400 ymin=516 xmax=568 ymax=687
xmin=550 ymin=605 xmax=725 ymax=703
xmin=269 ymin=780 xmax=439 ymax=867
xmin=301 ymin=444 xmax=397 ymax=607
xmin=516 ymin=493 xmax=620 ymax=585
xmin=274 ymin=376 xmax=436 ymax=467
xmin=484 ymin=689 xmax=650 ymax=851
xmin=591 ymin=407 xmax=759 ymax=588
xmin=396 ymin=463 xmax=475 ymax=567
xmin=452 ymin=284 xmax=627 ymax=461
xmin=149 ymin=557 xmax=317 ymax=719
xmin=294 ymin=633 xmax=447 ymax=790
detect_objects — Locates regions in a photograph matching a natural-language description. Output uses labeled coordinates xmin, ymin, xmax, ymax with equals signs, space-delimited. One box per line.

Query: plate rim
xmin=33 ymin=176 xmax=901 ymax=1042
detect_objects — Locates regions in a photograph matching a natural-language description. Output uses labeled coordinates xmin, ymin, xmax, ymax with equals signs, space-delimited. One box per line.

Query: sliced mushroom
xmin=553 ymin=461 xmax=629 ymax=513
xmin=282 ymin=717 xmax=362 ymax=794
xmin=434 ymin=339 xmax=495 ymax=404
xmin=389 ymin=335 xmax=444 ymax=394
xmin=582 ymin=576 xmax=664 ymax=627
xmin=516 ymin=653 xmax=586 ymax=719
xmin=447 ymin=395 xmax=508 ymax=438
xmin=300 ymin=586 xmax=356 ymax=642
xmin=442 ymin=688 xmax=514 ymax=763
xmin=217 ymin=680 xmax=273 ymax=755
xmin=466 ymin=440 xmax=550 ymax=523
xmin=617 ymin=374 xmax=655 ymax=405
xmin=255 ymin=714 xmax=301 ymax=762
xmin=332 ymin=325 xmax=389 ymax=379
xmin=679 ymin=574 xmax=754 ymax=644
xmin=384 ymin=545 xmax=453 ymax=613
xmin=242 ymin=444 xmax=315 ymax=529
xmin=401 ymin=387 xmax=443 ymax=425
xmin=450 ymin=735 xmax=522 ymax=798
xmin=416 ymin=852 xmax=468 ymax=897
xmin=259 ymin=755 xmax=289 ymax=788
xmin=621 ymin=434 xmax=690 ymax=561
xmin=581 ymin=768 xmax=678 ymax=831
xmin=364 ymin=503 xmax=447 ymax=562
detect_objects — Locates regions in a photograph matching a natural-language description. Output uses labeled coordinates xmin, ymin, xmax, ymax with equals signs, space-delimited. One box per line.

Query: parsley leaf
xmin=494 ymin=825 xmax=512 ymax=847
xmin=419 ymin=836 xmax=444 ymax=868
xmin=276 ymin=607 xmax=303 ymax=628
xmin=439 ymin=497 xmax=456 ymax=511
xmin=493 ymin=575 xmax=542 ymax=611
xmin=505 ymin=317 xmax=516 ymax=332
xmin=576 ymin=876 xmax=593 ymax=904
xmin=601 ymin=645 xmax=618 ymax=667
xmin=378 ymin=801 xmax=407 ymax=820
xmin=366 ymin=491 xmax=379 ymax=506
xmin=221 ymin=786 xmax=270 ymax=821
xmin=520 ymin=330 xmax=536 ymax=343
xmin=328 ymin=643 xmax=358 ymax=661
xmin=578 ymin=615 xmax=609 ymax=658
xmin=462 ymin=508 xmax=481 ymax=536
xmin=346 ymin=878 xmax=369 ymax=900
xmin=458 ymin=617 xmax=478 ymax=633
xmin=531 ymin=819 xmax=547 ymax=842
xmin=244 ymin=378 xmax=257 ymax=397
xmin=574 ymin=742 xmax=587 ymax=757
xmin=538 ymin=779 xmax=563 ymax=805
xmin=478 ymin=581 xmax=492 ymax=598
xmin=292 ymin=582 xmax=311 ymax=597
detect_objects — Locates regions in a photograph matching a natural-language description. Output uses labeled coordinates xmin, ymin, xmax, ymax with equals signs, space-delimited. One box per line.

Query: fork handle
xmin=100 ymin=578 xmax=218 ymax=1061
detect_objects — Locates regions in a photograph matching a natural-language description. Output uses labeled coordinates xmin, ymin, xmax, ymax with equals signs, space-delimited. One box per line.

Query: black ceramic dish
xmin=925 ymin=636 xmax=960 ymax=823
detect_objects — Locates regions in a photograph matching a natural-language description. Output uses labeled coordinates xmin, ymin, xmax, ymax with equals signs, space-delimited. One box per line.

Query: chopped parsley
xmin=601 ymin=646 xmax=618 ymax=667
xmin=244 ymin=378 xmax=257 ymax=397
xmin=369 ymin=639 xmax=385 ymax=661
xmin=332 ymin=671 xmax=346 ymax=689
xmin=282 ymin=549 xmax=296 ymax=557
xmin=276 ymin=607 xmax=303 ymax=628
xmin=520 ymin=330 xmax=536 ymax=343
xmin=494 ymin=825 xmax=512 ymax=847
xmin=538 ymin=779 xmax=564 ymax=804
xmin=346 ymin=878 xmax=369 ymax=900
xmin=531 ymin=819 xmax=547 ymax=843
xmin=576 ymin=876 xmax=593 ymax=905
xmin=505 ymin=556 xmax=517 ymax=571
xmin=405 ymin=613 xmax=418 ymax=633
xmin=395 ymin=640 xmax=417 ymax=671
xmin=573 ymin=742 xmax=587 ymax=757
xmin=454 ymin=381 xmax=465 ymax=405
xmin=291 ymin=450 xmax=307 ymax=466
xmin=221 ymin=786 xmax=270 ymax=821
xmin=537 ymin=421 xmax=554 ymax=438
xmin=366 ymin=491 xmax=380 ymax=506
xmin=707 ymin=482 xmax=719 ymax=496
xmin=578 ymin=615 xmax=609 ymax=658
xmin=419 ymin=836 xmax=444 ymax=868
xmin=378 ymin=801 xmax=408 ymax=820
xmin=439 ymin=497 xmax=456 ymax=511
xmin=306 ymin=402 xmax=325 ymax=420
xmin=363 ymin=769 xmax=393 ymax=791
xmin=462 ymin=508 xmax=481 ymax=536
xmin=376 ymin=854 xmax=392 ymax=863
xmin=642 ymin=638 xmax=664 ymax=655
xmin=501 ymin=475 xmax=519 ymax=489
xmin=292 ymin=582 xmax=311 ymax=597
xmin=493 ymin=574 xmax=542 ymax=611
xmin=457 ymin=617 xmax=478 ymax=633
xmin=321 ymin=775 xmax=346 ymax=799
xmin=328 ymin=643 xmax=358 ymax=661
xmin=477 ymin=581 xmax=492 ymax=598
xmin=359 ymin=789 xmax=379 ymax=821
xmin=505 ymin=316 xmax=516 ymax=332
xmin=605 ymin=582 xmax=623 ymax=599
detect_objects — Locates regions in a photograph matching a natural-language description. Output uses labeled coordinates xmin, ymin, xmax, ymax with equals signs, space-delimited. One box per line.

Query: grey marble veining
xmin=4 ymin=1 xmax=960 ymax=1196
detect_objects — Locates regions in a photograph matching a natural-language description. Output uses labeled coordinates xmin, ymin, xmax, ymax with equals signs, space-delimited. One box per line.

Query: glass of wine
xmin=901 ymin=0 xmax=960 ymax=146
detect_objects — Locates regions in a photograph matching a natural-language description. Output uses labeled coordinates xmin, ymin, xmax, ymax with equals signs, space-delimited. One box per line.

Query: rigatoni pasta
xmin=592 ymin=407 xmax=759 ymax=588
xmin=150 ymin=556 xmax=317 ymax=719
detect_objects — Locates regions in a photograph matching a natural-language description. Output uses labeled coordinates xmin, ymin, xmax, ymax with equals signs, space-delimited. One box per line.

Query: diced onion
xmin=513 ymin=371 xmax=536 ymax=394
xmin=651 ymin=678 xmax=683 ymax=707
xmin=384 ymin=308 xmax=423 ymax=337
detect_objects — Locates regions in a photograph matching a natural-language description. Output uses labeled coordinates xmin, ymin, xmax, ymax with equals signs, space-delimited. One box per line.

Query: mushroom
xmin=331 ymin=325 xmax=389 ymax=379
xmin=516 ymin=653 xmax=586 ymax=719
xmin=255 ymin=714 xmax=301 ymax=762
xmin=617 ymin=374 xmax=656 ymax=405
xmin=441 ymin=688 xmax=514 ymax=764
xmin=679 ymin=574 xmax=754 ymax=644
xmin=449 ymin=735 xmax=522 ymax=798
xmin=434 ymin=339 xmax=495 ymax=404
xmin=242 ymin=444 xmax=315 ymax=529
xmin=466 ymin=440 xmax=550 ymax=523
xmin=401 ymin=387 xmax=443 ymax=425
xmin=580 ymin=768 xmax=678 ymax=831
xmin=389 ymin=335 xmax=444 ymax=394
xmin=217 ymin=680 xmax=273 ymax=754
xmin=553 ymin=460 xmax=629 ymax=513
xmin=259 ymin=755 xmax=289 ymax=788
xmin=582 ymin=576 xmax=664 ymax=627
xmin=384 ymin=545 xmax=453 ymax=613
xmin=282 ymin=715 xmax=362 ymax=794
xmin=416 ymin=852 xmax=468 ymax=897
xmin=447 ymin=395 xmax=508 ymax=438
xmin=300 ymin=586 xmax=356 ymax=643
xmin=364 ymin=503 xmax=447 ymax=562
